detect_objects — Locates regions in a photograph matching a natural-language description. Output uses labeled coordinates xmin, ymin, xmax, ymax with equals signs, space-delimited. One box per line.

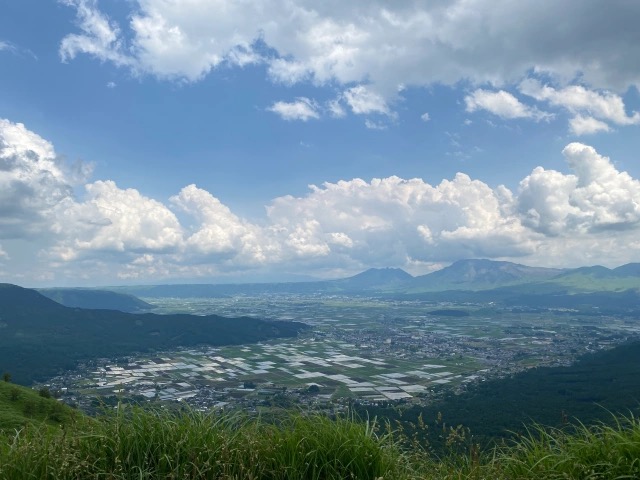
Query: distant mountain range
xmin=34 ymin=259 xmax=640 ymax=315
xmin=0 ymin=284 xmax=306 ymax=385
xmin=332 ymin=267 xmax=414 ymax=291
xmin=103 ymin=258 xmax=640 ymax=296
xmin=38 ymin=288 xmax=153 ymax=313
xmin=408 ymin=259 xmax=565 ymax=292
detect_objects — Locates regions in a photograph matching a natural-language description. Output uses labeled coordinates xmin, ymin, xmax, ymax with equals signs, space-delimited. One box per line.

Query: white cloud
xmin=326 ymin=99 xmax=346 ymax=118
xmin=519 ymin=80 xmax=640 ymax=134
xmin=327 ymin=232 xmax=353 ymax=248
xmin=0 ymin=41 xmax=14 ymax=53
xmin=421 ymin=112 xmax=430 ymax=122
xmin=51 ymin=180 xmax=184 ymax=261
xmin=516 ymin=167 xmax=580 ymax=236
xmin=465 ymin=89 xmax=551 ymax=121
xmin=0 ymin=119 xmax=75 ymax=238
xmin=284 ymin=220 xmax=331 ymax=258
xmin=517 ymin=143 xmax=640 ymax=235
xmin=56 ymin=0 xmax=640 ymax=135
xmin=59 ymin=1 xmax=640 ymax=96
xmin=106 ymin=81 xmax=117 ymax=88
xmin=265 ymin=175 xmax=533 ymax=267
xmin=59 ymin=0 xmax=133 ymax=68
xmin=267 ymin=58 xmax=311 ymax=85
xmin=4 ymin=118 xmax=640 ymax=283
xmin=520 ymin=80 xmax=640 ymax=125
xmin=569 ymin=115 xmax=611 ymax=135
xmin=343 ymin=85 xmax=391 ymax=116
xmin=268 ymin=97 xmax=320 ymax=121
xmin=170 ymin=184 xmax=273 ymax=264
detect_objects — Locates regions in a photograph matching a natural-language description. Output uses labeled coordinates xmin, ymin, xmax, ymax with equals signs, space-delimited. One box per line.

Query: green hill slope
xmin=361 ymin=340 xmax=640 ymax=449
xmin=543 ymin=264 xmax=640 ymax=292
xmin=0 ymin=381 xmax=79 ymax=433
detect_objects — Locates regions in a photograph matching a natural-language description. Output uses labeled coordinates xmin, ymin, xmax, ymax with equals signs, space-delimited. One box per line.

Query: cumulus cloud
xmin=343 ymin=85 xmax=392 ymax=116
xmin=268 ymin=97 xmax=320 ymax=121
xmin=465 ymin=89 xmax=551 ymax=121
xmin=520 ymin=80 xmax=640 ymax=126
xmin=4 ymin=118 xmax=640 ymax=283
xmin=59 ymin=1 xmax=640 ymax=95
xmin=518 ymin=80 xmax=640 ymax=134
xmin=421 ymin=112 xmax=430 ymax=122
xmin=569 ymin=115 xmax=611 ymax=135
xmin=0 ymin=119 xmax=75 ymax=238
xmin=266 ymin=175 xmax=534 ymax=267
xmin=56 ymin=1 xmax=640 ymax=133
xmin=51 ymin=180 xmax=184 ymax=261
xmin=170 ymin=184 xmax=274 ymax=265
xmin=517 ymin=143 xmax=640 ymax=235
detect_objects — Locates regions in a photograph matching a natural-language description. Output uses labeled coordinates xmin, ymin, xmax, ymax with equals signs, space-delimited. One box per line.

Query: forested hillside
xmin=0 ymin=284 xmax=306 ymax=385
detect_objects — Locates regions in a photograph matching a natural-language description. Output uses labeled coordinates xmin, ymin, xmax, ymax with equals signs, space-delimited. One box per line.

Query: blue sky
xmin=1 ymin=0 xmax=640 ymax=286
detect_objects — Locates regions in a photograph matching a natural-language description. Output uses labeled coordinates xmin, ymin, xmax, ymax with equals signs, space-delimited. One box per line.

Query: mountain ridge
xmin=54 ymin=259 xmax=640 ymax=303
xmin=37 ymin=288 xmax=153 ymax=313
xmin=408 ymin=259 xmax=565 ymax=292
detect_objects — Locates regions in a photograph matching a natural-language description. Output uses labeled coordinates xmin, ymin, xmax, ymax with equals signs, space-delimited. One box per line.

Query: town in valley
xmin=44 ymin=294 xmax=638 ymax=414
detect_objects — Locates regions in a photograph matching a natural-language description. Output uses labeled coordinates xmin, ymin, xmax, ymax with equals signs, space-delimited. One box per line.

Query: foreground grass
xmin=495 ymin=416 xmax=640 ymax=479
xmin=0 ymin=408 xmax=416 ymax=479
xmin=2 ymin=407 xmax=640 ymax=479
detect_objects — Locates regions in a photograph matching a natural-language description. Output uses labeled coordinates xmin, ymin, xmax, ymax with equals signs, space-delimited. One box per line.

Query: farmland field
xmin=45 ymin=294 xmax=639 ymax=412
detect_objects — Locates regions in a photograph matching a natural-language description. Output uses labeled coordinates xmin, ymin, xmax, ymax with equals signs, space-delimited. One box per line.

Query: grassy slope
xmin=0 ymin=409 xmax=414 ymax=479
xmin=1 ymin=406 xmax=640 ymax=479
xmin=0 ymin=381 xmax=79 ymax=433
xmin=544 ymin=272 xmax=640 ymax=292
xmin=2 ymin=361 xmax=640 ymax=479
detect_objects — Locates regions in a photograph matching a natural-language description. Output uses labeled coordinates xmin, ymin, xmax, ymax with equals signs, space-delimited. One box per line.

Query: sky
xmin=1 ymin=0 xmax=640 ymax=286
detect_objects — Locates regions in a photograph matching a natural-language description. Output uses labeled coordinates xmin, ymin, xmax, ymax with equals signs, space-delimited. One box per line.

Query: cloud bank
xmin=2 ymin=118 xmax=640 ymax=284
xmin=58 ymin=0 xmax=640 ymax=133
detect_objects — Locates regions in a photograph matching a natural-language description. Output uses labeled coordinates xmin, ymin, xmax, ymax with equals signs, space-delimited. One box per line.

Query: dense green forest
xmin=358 ymin=340 xmax=640 ymax=450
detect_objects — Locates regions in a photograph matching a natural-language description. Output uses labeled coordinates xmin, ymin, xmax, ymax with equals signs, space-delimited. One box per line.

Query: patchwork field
xmin=46 ymin=294 xmax=638 ymax=412
xmin=66 ymin=337 xmax=477 ymax=406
